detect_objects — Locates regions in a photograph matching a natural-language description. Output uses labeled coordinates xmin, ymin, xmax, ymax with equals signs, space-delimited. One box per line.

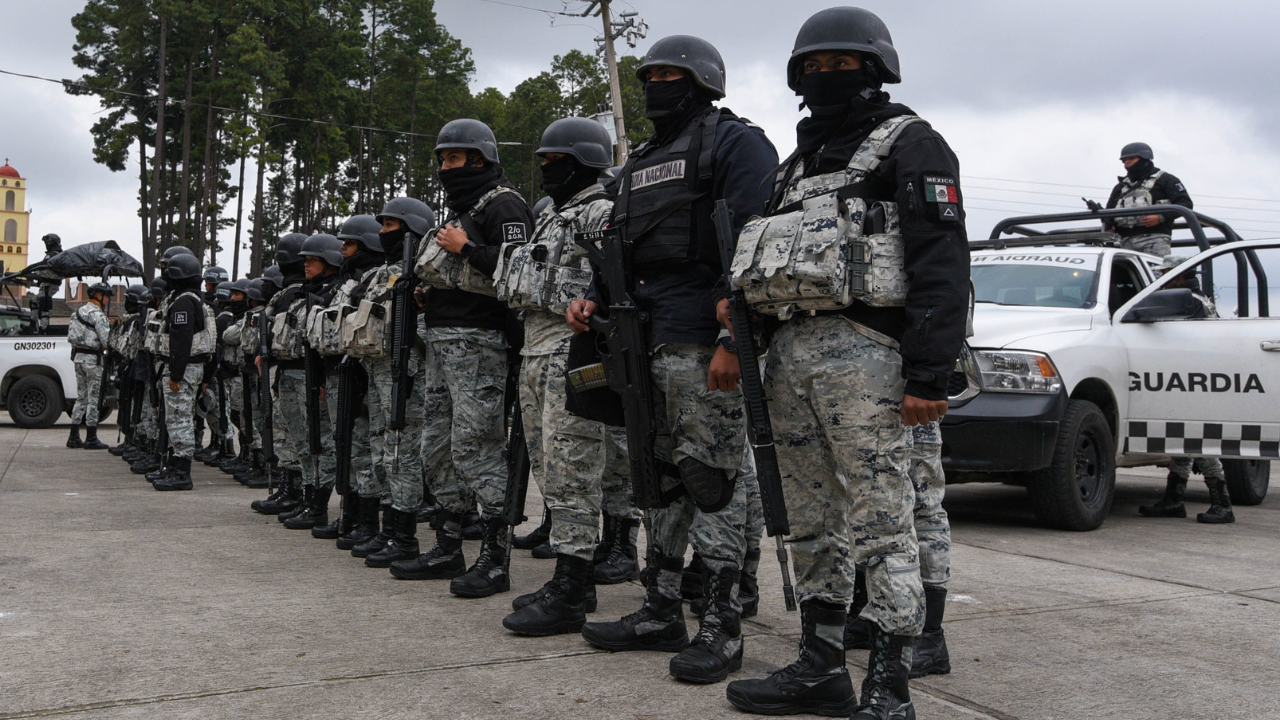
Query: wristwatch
xmin=460 ymin=240 xmax=477 ymax=257
xmin=717 ymin=336 xmax=737 ymax=353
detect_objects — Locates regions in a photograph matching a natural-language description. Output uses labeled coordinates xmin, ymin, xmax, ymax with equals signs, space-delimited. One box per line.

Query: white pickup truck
xmin=0 ymin=305 xmax=86 ymax=428
xmin=942 ymin=209 xmax=1277 ymax=530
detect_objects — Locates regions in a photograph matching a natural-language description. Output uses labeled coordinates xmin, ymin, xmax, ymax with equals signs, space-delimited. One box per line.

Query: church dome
xmin=0 ymin=160 xmax=19 ymax=178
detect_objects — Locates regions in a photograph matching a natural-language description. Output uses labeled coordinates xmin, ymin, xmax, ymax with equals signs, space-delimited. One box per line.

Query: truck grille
xmin=947 ymin=371 xmax=968 ymax=397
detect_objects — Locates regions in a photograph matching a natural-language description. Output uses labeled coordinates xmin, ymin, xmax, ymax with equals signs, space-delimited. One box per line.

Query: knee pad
xmin=677 ymin=457 xmax=735 ymax=514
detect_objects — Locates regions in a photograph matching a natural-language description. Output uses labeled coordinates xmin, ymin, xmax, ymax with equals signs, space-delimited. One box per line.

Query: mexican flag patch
xmin=924 ymin=183 xmax=957 ymax=203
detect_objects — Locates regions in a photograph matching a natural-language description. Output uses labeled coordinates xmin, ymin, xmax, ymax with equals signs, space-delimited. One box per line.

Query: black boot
xmin=364 ymin=509 xmax=420 ymax=567
xmin=351 ymin=505 xmax=394 ymax=558
xmin=82 ymin=426 xmax=108 ymax=450
xmin=845 ymin=567 xmax=873 ymax=650
xmin=278 ymin=479 xmax=313 ymax=522
xmin=513 ymin=504 xmax=551 ymax=550
xmin=461 ymin=507 xmax=483 ymax=541
xmin=851 ymin=627 xmax=916 ymax=720
xmin=450 ymin=518 xmax=511 ymax=598
xmin=390 ymin=511 xmax=467 ymax=580
xmin=670 ymin=563 xmax=743 ymax=684
xmin=503 ymin=554 xmax=592 ymax=636
xmin=594 ymin=517 xmax=641 ymax=585
xmin=66 ymin=424 xmax=83 ymax=448
xmin=234 ymin=451 xmax=264 ymax=485
xmin=725 ymin=599 xmax=857 ymax=717
xmin=739 ymin=548 xmax=760 ymax=619
xmin=338 ymin=496 xmax=380 ymax=551
xmin=1139 ymin=473 xmax=1188 ymax=518
xmin=131 ymin=446 xmax=162 ymax=474
xmin=122 ymin=443 xmax=144 ymax=462
xmin=146 ymin=451 xmax=172 ymax=483
xmin=911 ymin=586 xmax=950 ymax=678
xmin=314 ymin=490 xmax=355 ymax=540
xmin=154 ymin=456 xmax=194 ymax=491
xmin=211 ymin=440 xmax=238 ymax=468
xmin=1197 ymin=479 xmax=1236 ymax=524
xmin=285 ymin=485 xmax=332 ymax=529
xmin=250 ymin=472 xmax=301 ymax=515
xmin=513 ymin=565 xmax=599 ymax=613
xmin=580 ymin=551 xmax=689 ymax=653
xmin=112 ymin=442 xmax=134 ymax=457
xmin=682 ymin=552 xmax=707 ymax=604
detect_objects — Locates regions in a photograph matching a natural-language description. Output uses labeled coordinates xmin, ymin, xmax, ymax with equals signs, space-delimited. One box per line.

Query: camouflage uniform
xmin=276 ymin=368 xmax=335 ymax=485
xmin=765 ymin=315 xmax=924 ymax=635
xmin=911 ymin=421 xmax=950 ymax=588
xmin=358 ymin=357 xmax=392 ymax=500
xmin=163 ymin=363 xmax=205 ymax=458
xmin=68 ymin=303 xmax=111 ymax=427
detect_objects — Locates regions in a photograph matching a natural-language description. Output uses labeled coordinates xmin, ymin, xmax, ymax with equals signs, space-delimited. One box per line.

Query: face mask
xmin=378 ymin=227 xmax=406 ymax=258
xmin=540 ymin=157 xmax=597 ymax=208
xmin=796 ymin=70 xmax=867 ymax=110
xmin=644 ymin=77 xmax=693 ymax=119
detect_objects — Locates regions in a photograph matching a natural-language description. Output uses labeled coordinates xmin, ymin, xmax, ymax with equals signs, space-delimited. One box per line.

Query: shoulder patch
xmin=502 ymin=222 xmax=528 ymax=243
xmin=920 ymin=172 xmax=962 ymax=223
xmin=173 ymin=311 xmax=188 ymax=325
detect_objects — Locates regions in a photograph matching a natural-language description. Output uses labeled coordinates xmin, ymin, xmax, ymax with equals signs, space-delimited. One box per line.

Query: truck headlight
xmin=972 ymin=350 xmax=1063 ymax=394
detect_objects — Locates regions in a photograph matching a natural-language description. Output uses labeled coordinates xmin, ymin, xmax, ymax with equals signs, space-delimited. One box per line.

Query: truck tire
xmin=1027 ymin=399 xmax=1115 ymax=531
xmin=8 ymin=375 xmax=65 ymax=429
xmin=1223 ymin=459 xmax=1270 ymax=506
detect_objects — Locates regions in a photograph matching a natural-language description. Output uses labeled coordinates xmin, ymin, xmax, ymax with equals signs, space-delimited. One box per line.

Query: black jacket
xmin=1106 ymin=164 xmax=1192 ymax=238
xmin=166 ymin=292 xmax=206 ymax=382
xmin=424 ymin=183 xmax=534 ymax=332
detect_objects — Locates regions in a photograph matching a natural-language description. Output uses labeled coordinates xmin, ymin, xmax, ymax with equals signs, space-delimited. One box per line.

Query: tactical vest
xmin=341 ymin=265 xmax=393 ymax=358
xmin=493 ymin=192 xmax=607 ymax=315
xmin=241 ymin=311 xmax=261 ymax=363
xmin=614 ymin=109 xmax=727 ymax=268
xmin=68 ymin=304 xmax=105 ymax=351
xmin=143 ymin=302 xmax=167 ymax=355
xmin=156 ymin=291 xmax=217 ymax=358
xmin=1113 ymin=170 xmax=1166 ymax=229
xmin=222 ymin=314 xmax=243 ymax=366
xmin=269 ymin=285 xmax=308 ymax=360
xmin=730 ymin=115 xmax=923 ymax=320
xmin=414 ymin=186 xmax=520 ymax=296
xmin=308 ymin=277 xmax=358 ymax=357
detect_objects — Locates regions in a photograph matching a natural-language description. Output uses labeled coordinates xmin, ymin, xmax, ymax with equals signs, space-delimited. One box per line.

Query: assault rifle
xmin=333 ymin=358 xmax=364 ymax=496
xmin=302 ymin=293 xmax=323 ymax=482
xmin=712 ymin=199 xmax=797 ymax=612
xmin=501 ymin=401 xmax=531 ymax=576
xmin=386 ymin=234 xmax=419 ymax=474
xmin=257 ymin=307 xmax=276 ymax=492
xmin=1082 ymin=197 xmax=1104 ymax=213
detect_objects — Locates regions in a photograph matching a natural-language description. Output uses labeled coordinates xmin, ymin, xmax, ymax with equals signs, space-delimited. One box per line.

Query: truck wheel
xmin=1027 ymin=399 xmax=1115 ymax=531
xmin=1223 ymin=459 xmax=1269 ymax=506
xmin=8 ymin=375 xmax=65 ymax=429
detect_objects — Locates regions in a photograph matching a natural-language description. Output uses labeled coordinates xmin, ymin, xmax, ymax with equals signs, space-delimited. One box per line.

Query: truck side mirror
xmin=1121 ymin=288 xmax=1200 ymax=323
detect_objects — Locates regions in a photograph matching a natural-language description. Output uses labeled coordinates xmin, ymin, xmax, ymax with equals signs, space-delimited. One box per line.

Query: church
xmin=1 ymin=158 xmax=31 ymax=276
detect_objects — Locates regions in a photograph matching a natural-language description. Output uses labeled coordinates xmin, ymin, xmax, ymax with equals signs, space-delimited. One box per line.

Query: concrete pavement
xmin=1 ymin=419 xmax=1277 ymax=719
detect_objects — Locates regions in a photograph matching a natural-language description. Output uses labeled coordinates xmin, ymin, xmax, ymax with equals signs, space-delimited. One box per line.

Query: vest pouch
xmin=628 ymin=191 xmax=703 ymax=268
xmin=544 ymin=262 xmax=592 ymax=317
xmin=850 ymin=200 xmax=909 ymax=308
xmin=269 ymin=307 xmax=302 ymax=360
xmin=343 ymin=298 xmax=388 ymax=358
xmin=415 ymin=237 xmax=498 ymax=297
xmin=494 ymin=242 xmax=540 ymax=309
xmin=190 ymin=304 xmax=218 ymax=356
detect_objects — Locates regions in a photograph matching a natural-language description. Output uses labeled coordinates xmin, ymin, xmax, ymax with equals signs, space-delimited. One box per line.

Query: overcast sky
xmin=4 ymin=0 xmax=1280 ymax=287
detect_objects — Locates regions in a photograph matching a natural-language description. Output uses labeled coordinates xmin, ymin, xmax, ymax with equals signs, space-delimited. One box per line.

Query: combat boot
xmin=850 ymin=627 xmax=916 ymax=720
xmin=233 ymin=451 xmax=263 ymax=484
xmin=845 ymin=567 xmax=873 ymax=650
xmin=1139 ymin=473 xmax=1188 ymax=518
xmin=513 ymin=569 xmax=599 ymax=614
xmin=66 ymin=424 xmax=83 ymax=448
xmin=130 ymin=448 xmax=161 ymax=475
xmin=146 ymin=451 xmax=173 ymax=483
xmin=670 ymin=564 xmax=743 ymax=684
xmin=250 ymin=473 xmax=301 ymax=515
xmin=390 ymin=511 xmax=466 ymax=580
xmin=911 ymin=586 xmax=951 ymax=678
xmin=450 ymin=518 xmax=511 ymax=598
xmin=221 ymin=445 xmax=250 ymax=474
xmin=364 ymin=509 xmax=419 ymax=567
xmin=154 ymin=456 xmax=194 ymax=491
xmin=580 ymin=552 xmax=689 ymax=653
xmin=338 ymin=496 xmax=380 ymax=551
xmin=726 ymin=599 xmax=857 ymax=717
xmin=513 ymin=504 xmax=552 ymax=550
xmin=461 ymin=507 xmax=483 ymax=541
xmin=313 ymin=490 xmax=355 ymax=540
xmin=503 ymin=554 xmax=592 ymax=636
xmin=122 ymin=442 xmax=145 ymax=462
xmin=211 ymin=440 xmax=238 ymax=468
xmin=416 ymin=492 xmax=438 ymax=525
xmin=594 ymin=517 xmax=641 ymax=585
xmin=1197 ymin=479 xmax=1236 ymax=524
xmin=278 ymin=480 xmax=312 ymax=522
xmin=693 ymin=547 xmax=760 ymax=619
xmin=682 ymin=552 xmax=707 ymax=605
xmin=109 ymin=441 xmax=131 ymax=456
xmin=284 ymin=485 xmax=332 ymax=529
xmin=82 ymin=426 xmax=107 ymax=450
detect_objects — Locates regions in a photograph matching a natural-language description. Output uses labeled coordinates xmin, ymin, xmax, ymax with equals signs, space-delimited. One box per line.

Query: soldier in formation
xmin=66 ymin=281 xmax=113 ymax=450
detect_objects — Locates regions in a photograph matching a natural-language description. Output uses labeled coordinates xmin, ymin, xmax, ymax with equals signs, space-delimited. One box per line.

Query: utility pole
xmin=596 ymin=0 xmax=629 ymax=163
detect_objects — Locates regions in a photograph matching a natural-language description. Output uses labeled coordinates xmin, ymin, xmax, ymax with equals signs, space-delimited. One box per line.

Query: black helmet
xmin=215 ymin=281 xmax=233 ymax=302
xmin=87 ymin=282 xmax=112 ymax=299
xmin=149 ymin=277 xmax=168 ymax=300
xmin=203 ymin=265 xmax=229 ymax=284
xmin=434 ymin=118 xmax=500 ymax=164
xmin=231 ymin=278 xmax=252 ymax=296
xmin=246 ymin=278 xmax=267 ymax=302
xmin=532 ymin=196 xmax=553 ymax=216
xmin=376 ymin=197 xmax=438 ymax=238
xmin=263 ymin=264 xmax=284 ymax=287
xmin=275 ymin=233 xmax=308 ymax=266
xmin=159 ymin=245 xmax=196 ymax=271
xmin=126 ymin=283 xmax=150 ymax=303
xmin=1120 ymin=142 xmax=1154 ymax=161
xmin=788 ymin=7 xmax=901 ymax=89
xmin=165 ymin=253 xmax=202 ymax=281
xmin=537 ymin=117 xmax=614 ymax=169
xmin=636 ymin=35 xmax=726 ymax=99
xmin=336 ymin=214 xmax=383 ymax=252
xmin=299 ymin=233 xmax=344 ymax=267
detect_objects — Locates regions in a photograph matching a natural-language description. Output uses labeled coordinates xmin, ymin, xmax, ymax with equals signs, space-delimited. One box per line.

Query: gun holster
xmin=677 ymin=456 xmax=735 ymax=514
xmin=563 ymin=330 xmax=625 ymax=427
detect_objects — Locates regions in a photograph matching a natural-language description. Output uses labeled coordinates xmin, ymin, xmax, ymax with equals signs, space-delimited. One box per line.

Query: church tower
xmin=0 ymin=159 xmax=31 ymax=276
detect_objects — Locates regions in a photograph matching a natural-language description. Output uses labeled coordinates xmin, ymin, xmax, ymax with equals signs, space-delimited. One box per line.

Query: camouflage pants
xmin=521 ymin=351 xmax=638 ymax=561
xmin=911 ymin=421 xmax=951 ymax=588
xmin=326 ymin=367 xmax=376 ymax=497
xmin=138 ymin=390 xmax=156 ymax=442
xmin=1169 ymin=456 xmax=1226 ymax=484
xmin=735 ymin=394 xmax=766 ymax=555
xmin=766 ymin=315 xmax=923 ymax=636
xmin=70 ymin=355 xmax=104 ymax=427
xmin=277 ymin=369 xmax=337 ymax=488
xmin=1121 ymin=234 xmax=1172 ymax=258
xmin=647 ymin=344 xmax=748 ymax=579
xmin=162 ymin=363 xmax=204 ymax=460
xmin=228 ymin=375 xmax=253 ymax=448
xmin=269 ymin=367 xmax=299 ymax=471
xmin=421 ymin=327 xmax=509 ymax=518
xmin=364 ymin=352 xmax=426 ymax=512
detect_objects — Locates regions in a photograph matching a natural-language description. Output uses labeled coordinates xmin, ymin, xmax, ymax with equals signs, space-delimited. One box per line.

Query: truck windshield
xmin=972 ymin=259 xmax=1097 ymax=308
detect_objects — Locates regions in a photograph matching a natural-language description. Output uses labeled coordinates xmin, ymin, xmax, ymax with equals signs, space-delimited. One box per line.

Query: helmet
xmin=1120 ymin=142 xmax=1154 ymax=161
xmin=298 ymin=233 xmax=344 ymax=267
xmin=434 ymin=118 xmax=500 ymax=164
xmin=164 ymin=253 xmax=202 ymax=281
xmin=150 ymin=277 xmax=167 ymax=300
xmin=275 ymin=232 xmax=308 ymax=266
xmin=87 ymin=281 xmax=112 ymax=297
xmin=125 ymin=283 xmax=150 ymax=303
xmin=537 ymin=117 xmax=614 ymax=169
xmin=636 ymin=36 xmax=726 ymax=99
xmin=788 ymin=7 xmax=901 ymax=89
xmin=42 ymin=233 xmax=63 ymax=253
xmin=245 ymin=278 xmax=266 ymax=302
xmin=376 ymin=197 xmax=438 ymax=238
xmin=532 ymin=196 xmax=553 ymax=216
xmin=203 ymin=265 xmax=229 ymax=284
xmin=196 ymin=386 xmax=217 ymax=417
xmin=215 ymin=280 xmax=233 ymax=302
xmin=231 ymin=278 xmax=252 ymax=296
xmin=263 ymin=264 xmax=284 ymax=287
xmin=159 ymin=245 xmax=196 ymax=271
xmin=336 ymin=214 xmax=383 ymax=252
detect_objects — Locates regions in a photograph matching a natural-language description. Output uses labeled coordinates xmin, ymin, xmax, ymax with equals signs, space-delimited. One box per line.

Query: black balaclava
xmin=170 ymin=276 xmax=201 ymax=295
xmin=280 ymin=261 xmax=306 ymax=288
xmin=1126 ymin=158 xmax=1157 ymax=181
xmin=644 ymin=77 xmax=713 ymax=144
xmin=439 ymin=161 xmax=503 ymax=213
xmin=378 ymin=226 xmax=407 ymax=261
xmin=342 ymin=246 xmax=385 ymax=279
xmin=541 ymin=156 xmax=598 ymax=209
xmin=793 ymin=67 xmax=914 ymax=173
xmin=228 ymin=296 xmax=248 ymax=315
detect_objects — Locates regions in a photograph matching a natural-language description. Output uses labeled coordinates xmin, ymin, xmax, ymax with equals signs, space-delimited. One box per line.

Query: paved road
xmin=1 ymin=420 xmax=1277 ymax=719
